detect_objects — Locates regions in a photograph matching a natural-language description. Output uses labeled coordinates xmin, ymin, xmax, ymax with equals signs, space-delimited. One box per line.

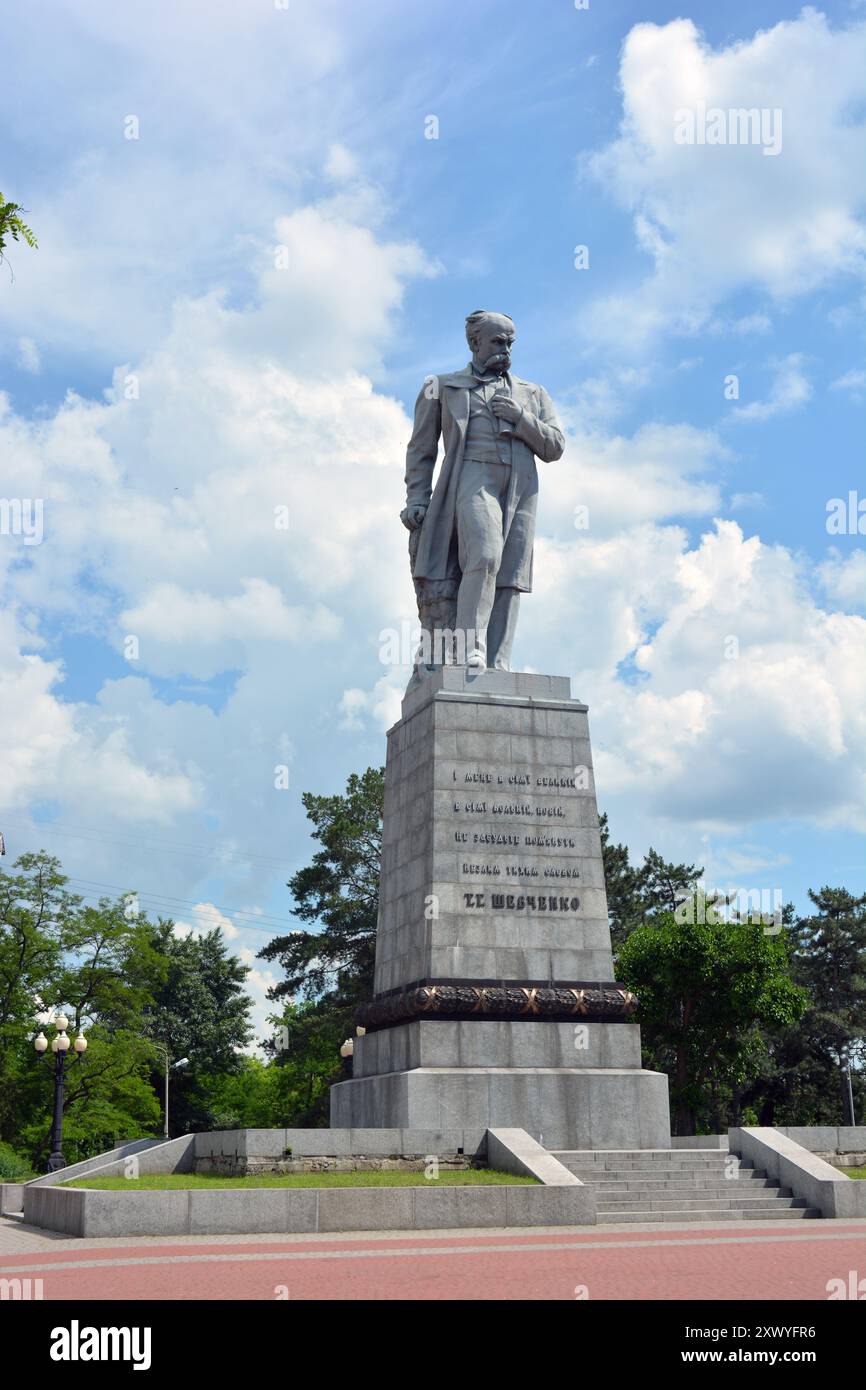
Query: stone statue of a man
xmin=402 ymin=310 xmax=564 ymax=674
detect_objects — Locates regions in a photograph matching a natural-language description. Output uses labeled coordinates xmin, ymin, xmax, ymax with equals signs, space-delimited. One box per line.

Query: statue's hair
xmin=465 ymin=309 xmax=514 ymax=348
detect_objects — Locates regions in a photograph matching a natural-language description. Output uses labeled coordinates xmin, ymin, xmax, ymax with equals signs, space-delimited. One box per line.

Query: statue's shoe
xmin=465 ymin=649 xmax=486 ymax=671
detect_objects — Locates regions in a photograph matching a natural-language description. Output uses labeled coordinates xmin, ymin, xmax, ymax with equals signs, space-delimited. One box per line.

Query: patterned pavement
xmin=2 ymin=1215 xmax=865 ymax=1300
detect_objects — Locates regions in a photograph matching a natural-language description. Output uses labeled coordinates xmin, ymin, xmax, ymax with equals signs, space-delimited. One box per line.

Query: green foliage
xmin=617 ymin=910 xmax=807 ymax=1135
xmin=258 ymin=766 xmax=384 ymax=1123
xmin=599 ymin=813 xmax=703 ymax=949
xmin=259 ymin=766 xmax=382 ymax=1004
xmin=141 ymin=921 xmax=254 ymax=1134
xmin=264 ymin=1000 xmax=352 ymax=1127
xmin=0 ymin=852 xmax=255 ymax=1165
xmin=0 ymin=193 xmax=38 ymax=273
xmin=0 ymin=853 xmax=68 ymax=1141
xmin=0 ymin=1140 xmax=35 ymax=1181
xmin=195 ymin=1056 xmax=285 ymax=1130
xmin=741 ymin=887 xmax=866 ymax=1126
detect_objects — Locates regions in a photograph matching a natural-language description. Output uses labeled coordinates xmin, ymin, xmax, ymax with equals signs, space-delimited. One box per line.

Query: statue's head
xmin=465 ymin=310 xmax=515 ymax=375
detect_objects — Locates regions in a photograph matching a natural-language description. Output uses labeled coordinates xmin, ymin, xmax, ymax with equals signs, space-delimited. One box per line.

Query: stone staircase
xmin=550 ymin=1148 xmax=821 ymax=1223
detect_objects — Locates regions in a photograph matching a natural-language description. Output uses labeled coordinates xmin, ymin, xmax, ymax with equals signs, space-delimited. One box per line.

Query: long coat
xmin=404 ymin=364 xmax=564 ymax=592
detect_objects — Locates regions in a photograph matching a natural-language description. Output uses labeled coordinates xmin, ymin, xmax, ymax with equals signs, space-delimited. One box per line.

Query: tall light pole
xmin=842 ymin=1061 xmax=857 ymax=1126
xmin=152 ymin=1044 xmax=189 ymax=1139
xmin=33 ymin=1013 xmax=87 ymax=1173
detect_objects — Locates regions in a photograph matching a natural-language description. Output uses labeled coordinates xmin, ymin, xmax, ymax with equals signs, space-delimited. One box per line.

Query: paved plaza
xmin=2 ymin=1216 xmax=864 ymax=1301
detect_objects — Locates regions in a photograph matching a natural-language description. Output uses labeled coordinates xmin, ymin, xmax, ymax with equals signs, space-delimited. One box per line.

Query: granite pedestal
xmin=330 ymin=668 xmax=670 ymax=1149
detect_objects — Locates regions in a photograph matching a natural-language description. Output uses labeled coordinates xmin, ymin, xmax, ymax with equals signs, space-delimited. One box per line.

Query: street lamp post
xmin=33 ymin=1013 xmax=87 ymax=1173
xmin=339 ymin=1028 xmax=365 ymax=1080
xmin=152 ymin=1044 xmax=189 ymax=1139
xmin=842 ymin=1062 xmax=857 ymax=1126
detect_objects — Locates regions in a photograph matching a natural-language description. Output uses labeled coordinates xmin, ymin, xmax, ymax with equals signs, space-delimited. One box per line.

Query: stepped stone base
xmin=352 ymin=1019 xmax=643 ymax=1075
xmin=330 ymin=1066 xmax=671 ymax=1151
xmin=334 ymin=667 xmax=672 ymax=1151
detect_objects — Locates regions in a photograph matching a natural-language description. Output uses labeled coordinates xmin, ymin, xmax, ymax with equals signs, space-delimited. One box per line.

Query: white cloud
xmin=0 ymin=189 xmax=431 ymax=928
xmin=818 ymin=548 xmax=866 ymax=611
xmin=325 ymin=143 xmax=360 ymax=183
xmin=339 ymin=672 xmax=404 ymax=733
xmin=586 ymin=12 xmax=866 ymax=348
xmin=830 ymin=367 xmax=866 ymax=400
xmin=17 ymin=337 xmax=41 ymax=373
xmin=540 ymin=421 xmax=728 ymax=539
xmin=173 ymin=902 xmax=240 ymax=941
xmin=0 ymin=0 xmax=350 ymax=365
xmin=730 ymin=353 xmax=813 ymax=422
xmin=582 ymin=521 xmax=866 ymax=831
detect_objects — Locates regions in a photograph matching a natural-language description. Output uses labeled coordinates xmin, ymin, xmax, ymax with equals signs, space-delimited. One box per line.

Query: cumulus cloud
xmin=729 ymin=353 xmax=813 ymax=422
xmin=173 ymin=902 xmax=240 ymax=941
xmin=540 ymin=420 xmax=728 ymax=539
xmin=586 ymin=11 xmax=866 ymax=348
xmin=585 ymin=521 xmax=866 ymax=831
xmin=818 ymin=548 xmax=866 ymax=611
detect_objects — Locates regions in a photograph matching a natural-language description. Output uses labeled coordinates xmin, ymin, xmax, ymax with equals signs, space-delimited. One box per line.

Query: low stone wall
xmin=0 ymin=1182 xmax=26 ymax=1215
xmin=23 ymin=1179 xmax=589 ymax=1237
xmin=772 ymin=1126 xmax=866 ymax=1170
xmin=25 ymin=1136 xmax=172 ymax=1188
xmin=729 ymin=1127 xmax=866 ymax=1219
xmin=192 ymin=1127 xmax=485 ymax=1177
xmin=671 ymin=1135 xmax=727 ymax=1149
xmin=195 ymin=1155 xmax=475 ymax=1176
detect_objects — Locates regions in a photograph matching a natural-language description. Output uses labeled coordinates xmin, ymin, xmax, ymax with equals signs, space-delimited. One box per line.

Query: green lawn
xmin=62 ymin=1169 xmax=536 ymax=1190
xmin=841 ymin=1166 xmax=866 ymax=1179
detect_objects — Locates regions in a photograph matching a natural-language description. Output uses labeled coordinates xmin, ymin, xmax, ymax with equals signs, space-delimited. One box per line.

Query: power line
xmin=0 ymin=819 xmax=300 ymax=874
xmin=68 ymin=887 xmax=291 ymax=938
xmin=64 ymin=877 xmax=300 ymax=934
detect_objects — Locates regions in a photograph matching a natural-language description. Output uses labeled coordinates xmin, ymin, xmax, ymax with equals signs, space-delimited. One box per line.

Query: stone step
xmin=575 ymin=1167 xmax=756 ymax=1178
xmin=596 ymin=1193 xmax=801 ymax=1212
xmin=548 ymin=1145 xmax=823 ymax=1224
xmin=561 ymin=1167 xmax=745 ymax=1178
xmin=554 ymin=1154 xmax=737 ymax=1168
xmin=564 ymin=1166 xmax=756 ymax=1181
xmin=590 ymin=1180 xmax=785 ymax=1195
xmin=553 ymin=1149 xmax=730 ymax=1160
xmin=597 ymin=1206 xmax=821 ymax=1223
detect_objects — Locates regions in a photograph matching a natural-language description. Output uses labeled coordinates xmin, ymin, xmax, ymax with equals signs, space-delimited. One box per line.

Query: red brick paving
xmin=2 ymin=1224 xmax=865 ymax=1300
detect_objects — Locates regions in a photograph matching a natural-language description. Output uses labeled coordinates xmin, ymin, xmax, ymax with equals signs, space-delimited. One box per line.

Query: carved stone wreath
xmin=356 ymin=981 xmax=636 ymax=1031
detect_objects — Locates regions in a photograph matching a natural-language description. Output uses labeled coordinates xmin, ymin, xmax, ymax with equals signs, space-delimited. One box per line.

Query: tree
xmin=0 ymin=853 xmax=68 ymax=1140
xmin=141 ymin=922 xmax=254 ymax=1134
xmin=617 ymin=911 xmax=807 ymax=1135
xmin=258 ymin=766 xmax=384 ymax=1123
xmin=197 ymin=1056 xmax=285 ymax=1130
xmin=0 ymin=858 xmax=166 ymax=1165
xmin=0 ymin=193 xmax=37 ymax=274
xmin=743 ymin=888 xmax=866 ymax=1126
xmin=600 ymin=813 xmax=703 ymax=949
xmin=1 ymin=851 xmax=258 ymax=1162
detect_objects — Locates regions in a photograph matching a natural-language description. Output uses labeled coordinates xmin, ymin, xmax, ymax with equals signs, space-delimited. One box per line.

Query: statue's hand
xmin=401 ymin=504 xmax=428 ymax=531
xmin=490 ymin=396 xmax=523 ymax=424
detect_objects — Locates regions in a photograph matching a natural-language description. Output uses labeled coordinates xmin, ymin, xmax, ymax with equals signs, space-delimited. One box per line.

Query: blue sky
xmin=1 ymin=0 xmax=865 ymax=1041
